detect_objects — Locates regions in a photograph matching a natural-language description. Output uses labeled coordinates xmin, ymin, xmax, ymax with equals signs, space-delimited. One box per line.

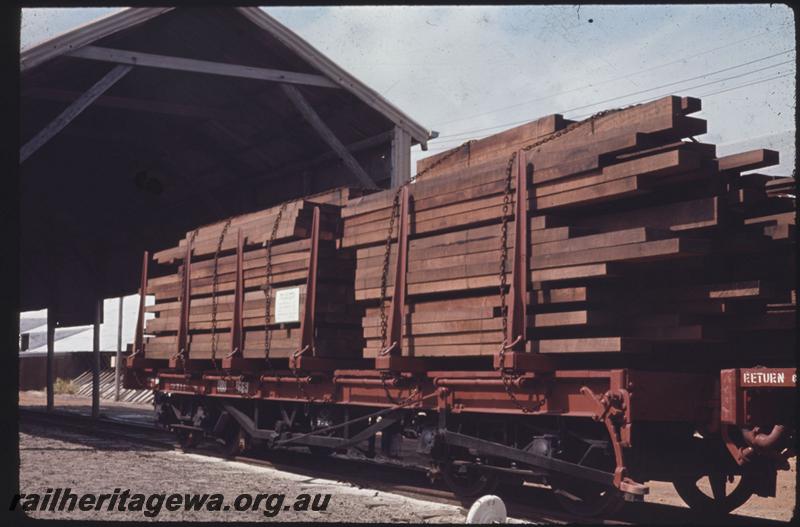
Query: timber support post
xmin=390 ymin=126 xmax=411 ymax=187
xmin=114 ymin=296 xmax=123 ymax=401
xmin=46 ymin=307 xmax=55 ymax=412
xmin=92 ymin=298 xmax=102 ymax=419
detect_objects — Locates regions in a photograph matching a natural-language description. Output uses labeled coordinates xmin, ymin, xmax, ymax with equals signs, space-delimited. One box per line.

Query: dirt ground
xmin=17 ymin=391 xmax=797 ymax=522
xmin=644 ymin=462 xmax=795 ymax=522
xmin=18 ymin=390 xmax=157 ymax=425
xmin=17 ymin=424 xmax=470 ymax=523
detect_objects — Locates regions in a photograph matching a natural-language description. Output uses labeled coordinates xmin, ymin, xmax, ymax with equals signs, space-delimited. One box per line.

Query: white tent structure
xmin=20 ymin=295 xmax=154 ymax=353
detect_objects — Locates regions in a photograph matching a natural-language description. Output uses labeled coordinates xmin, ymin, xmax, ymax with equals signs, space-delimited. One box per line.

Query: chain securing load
xmin=223 ymin=228 xmax=247 ymax=369
xmin=378 ymin=187 xmax=403 ymax=358
xmin=210 ymin=217 xmax=233 ymax=371
xmin=376 ymin=186 xmax=411 ymax=405
xmin=374 ymin=144 xmax=474 ymax=406
xmin=496 ymin=105 xmax=637 ymax=412
xmin=251 ymin=199 xmax=314 ymax=404
xmin=262 ymin=201 xmax=288 ymax=375
xmin=171 ymin=229 xmax=198 ymax=372
xmin=497 ymin=150 xmax=540 ymax=412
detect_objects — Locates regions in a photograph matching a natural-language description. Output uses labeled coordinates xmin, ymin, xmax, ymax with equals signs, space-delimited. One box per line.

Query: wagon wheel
xmin=673 ymin=472 xmax=754 ymax=516
xmin=551 ymin=478 xmax=624 ymax=517
xmin=306 ymin=407 xmax=339 ymax=457
xmin=175 ymin=429 xmax=200 ymax=452
xmin=308 ymin=446 xmax=335 ymax=457
xmin=221 ymin=423 xmax=250 ymax=458
xmin=549 ymin=442 xmax=624 ymax=517
xmin=441 ymin=462 xmax=499 ymax=499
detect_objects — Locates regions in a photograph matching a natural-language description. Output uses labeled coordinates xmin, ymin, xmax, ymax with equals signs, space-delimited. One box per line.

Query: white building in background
xmin=19 ymin=295 xmax=155 ymax=354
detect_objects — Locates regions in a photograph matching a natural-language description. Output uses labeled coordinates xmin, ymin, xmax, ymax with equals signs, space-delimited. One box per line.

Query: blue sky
xmin=21 ymin=5 xmax=795 ymax=175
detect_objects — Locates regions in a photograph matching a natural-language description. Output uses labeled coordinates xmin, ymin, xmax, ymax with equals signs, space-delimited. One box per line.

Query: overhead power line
xmin=695 ymin=72 xmax=795 ymax=99
xmin=429 ymin=51 xmax=795 ymax=143
xmin=429 ymin=28 xmax=793 ymax=128
xmin=420 ymin=72 xmax=794 ymax=154
xmin=565 ymin=71 xmax=795 ymax=121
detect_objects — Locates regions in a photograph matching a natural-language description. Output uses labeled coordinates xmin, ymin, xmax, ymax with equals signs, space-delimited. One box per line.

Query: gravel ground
xmin=18 ymin=425 xmax=468 ymax=523
xmin=18 ymin=391 xmax=796 ymax=523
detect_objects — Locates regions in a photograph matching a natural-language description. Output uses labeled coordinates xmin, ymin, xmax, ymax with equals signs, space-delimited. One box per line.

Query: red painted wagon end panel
xmin=721 ymin=367 xmax=796 ymax=426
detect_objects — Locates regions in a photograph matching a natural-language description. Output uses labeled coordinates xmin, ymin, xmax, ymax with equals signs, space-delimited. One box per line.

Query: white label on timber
xmin=274 ymin=287 xmax=301 ymax=323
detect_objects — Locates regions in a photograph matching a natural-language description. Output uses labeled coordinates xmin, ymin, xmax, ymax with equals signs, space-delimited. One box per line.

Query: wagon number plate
xmin=217 ymin=380 xmax=250 ymax=394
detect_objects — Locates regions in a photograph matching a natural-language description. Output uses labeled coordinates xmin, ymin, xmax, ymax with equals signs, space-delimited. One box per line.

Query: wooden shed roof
xmin=21 ymin=7 xmax=432 ymax=146
xmin=19 ymin=7 xmax=431 ymax=324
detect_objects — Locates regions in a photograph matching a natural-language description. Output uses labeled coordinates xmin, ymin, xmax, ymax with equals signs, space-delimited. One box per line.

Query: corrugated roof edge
xmin=20 ymin=8 xmax=174 ymax=72
xmin=20 ymin=6 xmax=432 ymax=149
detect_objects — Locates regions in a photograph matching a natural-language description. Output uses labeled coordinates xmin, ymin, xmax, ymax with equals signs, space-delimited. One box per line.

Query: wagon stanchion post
xmin=170 ymin=235 xmax=195 ymax=371
xmin=222 ymin=229 xmax=246 ymax=371
xmin=372 ymin=184 xmax=424 ymax=406
xmin=507 ymin=149 xmax=528 ymax=353
xmin=288 ymin=206 xmax=321 ymax=402
xmin=298 ymin=206 xmax=320 ymax=364
xmin=492 ymin=106 xmax=636 ymax=374
xmin=376 ymin=184 xmax=419 ymax=373
xmin=495 ymin=150 xmax=527 ymax=372
xmin=210 ymin=219 xmax=233 ymax=371
xmin=495 ymin=150 xmax=553 ymax=412
xmin=289 ymin=206 xmax=320 ymax=374
xmin=262 ymin=201 xmax=288 ymax=376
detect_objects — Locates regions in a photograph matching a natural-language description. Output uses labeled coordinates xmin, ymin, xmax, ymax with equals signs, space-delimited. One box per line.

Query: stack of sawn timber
xmin=142 ymin=188 xmax=366 ymax=364
xmin=342 ymin=96 xmax=795 ymax=363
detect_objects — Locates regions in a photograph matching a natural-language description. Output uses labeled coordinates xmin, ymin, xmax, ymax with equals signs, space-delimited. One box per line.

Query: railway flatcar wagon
xmin=126 ymin=95 xmax=796 ymax=517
